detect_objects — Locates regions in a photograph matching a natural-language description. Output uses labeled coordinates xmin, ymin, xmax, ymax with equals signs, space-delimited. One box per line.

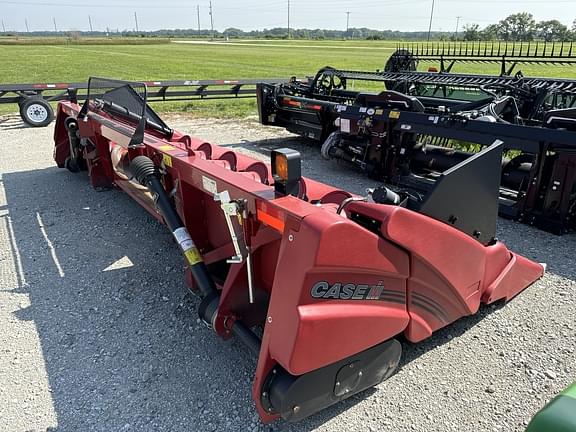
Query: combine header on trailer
xmin=53 ymin=78 xmax=543 ymax=422
xmin=257 ymin=43 xmax=576 ymax=234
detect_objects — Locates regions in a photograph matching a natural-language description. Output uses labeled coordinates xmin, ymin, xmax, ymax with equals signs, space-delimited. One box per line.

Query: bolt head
xmin=293 ymin=405 xmax=301 ymax=414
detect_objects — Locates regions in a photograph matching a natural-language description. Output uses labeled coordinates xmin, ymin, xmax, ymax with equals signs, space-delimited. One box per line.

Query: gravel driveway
xmin=0 ymin=113 xmax=574 ymax=432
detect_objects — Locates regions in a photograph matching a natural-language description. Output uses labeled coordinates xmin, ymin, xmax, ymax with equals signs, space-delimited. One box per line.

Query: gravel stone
xmin=544 ymin=370 xmax=557 ymax=380
xmin=0 ymin=113 xmax=575 ymax=432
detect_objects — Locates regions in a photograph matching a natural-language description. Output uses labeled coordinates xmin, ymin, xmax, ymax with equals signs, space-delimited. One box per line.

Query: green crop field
xmin=0 ymin=38 xmax=575 ymax=118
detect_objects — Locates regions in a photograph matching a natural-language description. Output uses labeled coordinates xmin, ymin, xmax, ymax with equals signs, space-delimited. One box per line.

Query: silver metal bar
xmin=246 ymin=248 xmax=255 ymax=304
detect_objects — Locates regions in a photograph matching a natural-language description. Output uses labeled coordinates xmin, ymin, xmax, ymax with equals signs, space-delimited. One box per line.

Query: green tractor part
xmin=526 ymin=382 xmax=576 ymax=432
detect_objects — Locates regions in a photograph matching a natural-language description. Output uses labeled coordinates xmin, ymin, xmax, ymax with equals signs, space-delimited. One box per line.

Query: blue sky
xmin=0 ymin=0 xmax=574 ymax=33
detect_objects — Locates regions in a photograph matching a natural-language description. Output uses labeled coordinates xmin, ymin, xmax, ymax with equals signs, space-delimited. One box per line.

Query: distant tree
xmin=498 ymin=12 xmax=536 ymax=41
xmin=537 ymin=20 xmax=569 ymax=41
xmin=223 ymin=28 xmax=243 ymax=38
xmin=462 ymin=23 xmax=481 ymax=41
xmin=481 ymin=24 xmax=500 ymax=41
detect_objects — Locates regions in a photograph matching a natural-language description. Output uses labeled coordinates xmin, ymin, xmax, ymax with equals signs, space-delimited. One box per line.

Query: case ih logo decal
xmin=311 ymin=281 xmax=385 ymax=300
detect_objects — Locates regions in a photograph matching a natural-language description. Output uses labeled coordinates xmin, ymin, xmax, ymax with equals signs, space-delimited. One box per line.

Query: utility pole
xmin=287 ymin=0 xmax=290 ymax=39
xmin=426 ymin=0 xmax=435 ymax=41
xmin=197 ymin=5 xmax=201 ymax=33
xmin=2 ymin=20 xmax=6 ymax=33
xmin=25 ymin=19 xmax=30 ymax=33
xmin=88 ymin=15 xmax=93 ymax=32
xmin=53 ymin=17 xmax=57 ymax=33
xmin=134 ymin=11 xmax=139 ymax=32
xmin=209 ymin=1 xmax=215 ymax=40
xmin=455 ymin=16 xmax=461 ymax=38
xmin=346 ymin=11 xmax=350 ymax=37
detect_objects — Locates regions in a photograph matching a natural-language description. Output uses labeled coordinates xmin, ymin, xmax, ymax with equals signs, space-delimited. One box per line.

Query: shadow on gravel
xmin=0 ymin=116 xmax=31 ymax=131
xmin=3 ymin=160 xmax=573 ymax=431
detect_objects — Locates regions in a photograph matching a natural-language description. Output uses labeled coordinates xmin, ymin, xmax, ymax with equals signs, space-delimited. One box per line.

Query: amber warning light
xmin=271 ymin=148 xmax=301 ymax=196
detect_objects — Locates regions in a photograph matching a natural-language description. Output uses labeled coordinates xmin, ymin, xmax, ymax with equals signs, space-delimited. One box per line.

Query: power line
xmin=427 ymin=0 xmax=435 ymax=41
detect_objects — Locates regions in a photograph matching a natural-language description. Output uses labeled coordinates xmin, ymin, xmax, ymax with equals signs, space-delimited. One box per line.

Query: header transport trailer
xmin=52 ymin=77 xmax=543 ymax=422
xmin=257 ymin=44 xmax=576 ymax=235
xmin=0 ymin=77 xmax=288 ymax=127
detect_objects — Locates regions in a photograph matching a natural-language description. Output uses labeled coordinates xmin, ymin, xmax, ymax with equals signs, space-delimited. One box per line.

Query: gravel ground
xmin=0 ymin=112 xmax=574 ymax=432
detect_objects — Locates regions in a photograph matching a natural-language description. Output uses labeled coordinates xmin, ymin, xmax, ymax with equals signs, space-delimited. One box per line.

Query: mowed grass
xmin=0 ymin=38 xmax=575 ymax=118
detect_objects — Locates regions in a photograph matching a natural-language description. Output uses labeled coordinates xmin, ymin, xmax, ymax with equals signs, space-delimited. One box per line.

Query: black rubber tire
xmin=19 ymin=97 xmax=55 ymax=127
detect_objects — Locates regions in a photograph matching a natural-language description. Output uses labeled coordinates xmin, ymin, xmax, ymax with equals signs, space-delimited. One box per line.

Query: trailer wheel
xmin=19 ymin=97 xmax=54 ymax=127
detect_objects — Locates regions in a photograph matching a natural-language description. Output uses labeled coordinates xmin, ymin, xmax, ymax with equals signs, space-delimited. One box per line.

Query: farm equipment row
xmin=0 ymin=77 xmax=286 ymax=127
xmin=52 ymin=77 xmax=543 ymax=423
xmin=256 ymin=52 xmax=576 ymax=235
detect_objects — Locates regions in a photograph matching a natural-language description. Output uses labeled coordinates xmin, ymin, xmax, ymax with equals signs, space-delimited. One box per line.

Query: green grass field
xmin=1 ymin=38 xmax=575 ymax=118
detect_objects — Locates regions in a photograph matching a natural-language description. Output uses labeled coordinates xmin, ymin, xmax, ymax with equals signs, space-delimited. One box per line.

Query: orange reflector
xmin=428 ymin=67 xmax=439 ymax=73
xmin=306 ymin=104 xmax=323 ymax=111
xmin=283 ymin=97 xmax=302 ymax=108
xmin=256 ymin=206 xmax=285 ymax=233
xmin=274 ymin=154 xmax=289 ymax=182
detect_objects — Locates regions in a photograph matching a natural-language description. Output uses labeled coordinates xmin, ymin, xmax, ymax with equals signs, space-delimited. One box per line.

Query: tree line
xmin=462 ymin=13 xmax=575 ymax=42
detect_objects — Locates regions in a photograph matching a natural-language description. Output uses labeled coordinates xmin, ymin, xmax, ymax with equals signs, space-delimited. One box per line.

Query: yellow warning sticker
xmin=389 ymin=111 xmax=401 ymax=119
xmin=163 ymin=153 xmax=173 ymax=168
xmin=375 ymin=109 xmax=384 ymax=115
xmin=158 ymin=145 xmax=176 ymax=152
xmin=184 ymin=248 xmax=203 ymax=266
